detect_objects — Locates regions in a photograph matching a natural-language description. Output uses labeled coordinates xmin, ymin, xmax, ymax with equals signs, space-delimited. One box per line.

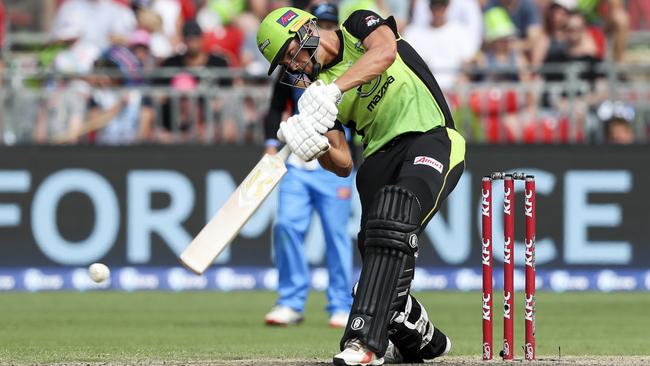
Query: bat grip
xmin=276 ymin=145 xmax=291 ymax=161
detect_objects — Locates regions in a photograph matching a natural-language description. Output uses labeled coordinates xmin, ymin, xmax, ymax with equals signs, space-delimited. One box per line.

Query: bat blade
xmin=180 ymin=146 xmax=290 ymax=274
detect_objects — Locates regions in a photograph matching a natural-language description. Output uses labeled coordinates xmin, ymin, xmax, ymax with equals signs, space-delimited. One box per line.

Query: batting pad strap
xmin=389 ymin=295 xmax=448 ymax=362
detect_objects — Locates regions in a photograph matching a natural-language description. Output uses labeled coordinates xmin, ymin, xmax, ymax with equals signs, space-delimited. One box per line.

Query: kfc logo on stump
xmin=483 ymin=342 xmax=491 ymax=359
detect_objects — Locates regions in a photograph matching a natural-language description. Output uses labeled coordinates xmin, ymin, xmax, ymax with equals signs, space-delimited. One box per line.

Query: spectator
xmin=604 ymin=117 xmax=634 ymax=143
xmin=539 ymin=0 xmax=573 ymax=65
xmin=471 ymin=7 xmax=536 ymax=142
xmin=50 ymin=0 xmax=137 ymax=50
xmin=227 ymin=1 xmax=302 ymax=75
xmin=577 ymin=0 xmax=629 ymax=62
xmin=160 ymin=21 xmax=229 ymax=72
xmin=128 ymin=30 xmax=157 ymax=70
xmin=38 ymin=15 xmax=102 ymax=75
xmin=485 ymin=0 xmax=546 ymax=66
xmin=598 ymin=100 xmax=635 ymax=143
xmin=86 ymin=46 xmax=154 ymax=144
xmin=540 ymin=11 xmax=605 ymax=142
xmin=150 ymin=0 xmax=185 ymax=51
xmin=309 ymin=2 xmax=339 ymax=30
xmin=410 ymin=0 xmax=483 ymax=56
xmin=197 ymin=0 xmax=246 ymax=28
xmin=241 ymin=95 xmax=261 ymax=143
xmin=381 ymin=0 xmax=412 ymax=31
xmin=33 ymin=76 xmax=92 ymax=145
xmin=178 ymin=0 xmax=197 ymax=21
xmin=565 ymin=11 xmax=600 ymax=60
xmin=199 ymin=0 xmax=246 ymax=66
xmin=475 ymin=7 xmax=531 ymax=82
xmin=159 ymin=21 xmax=230 ymax=141
xmin=135 ymin=7 xmax=174 ymax=60
xmin=157 ymin=72 xmax=205 ymax=142
xmin=543 ymin=10 xmax=603 ymax=88
xmin=404 ymin=0 xmax=476 ymax=91
xmin=33 ymin=21 xmax=98 ymax=144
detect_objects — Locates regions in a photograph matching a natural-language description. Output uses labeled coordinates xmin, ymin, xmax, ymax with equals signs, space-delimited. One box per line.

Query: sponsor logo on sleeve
xmin=413 ymin=156 xmax=444 ymax=173
xmin=364 ymin=15 xmax=381 ymax=27
xmin=277 ymin=10 xmax=298 ymax=27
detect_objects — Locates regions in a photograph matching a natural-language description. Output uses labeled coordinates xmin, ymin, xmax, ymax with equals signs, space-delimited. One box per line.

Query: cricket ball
xmin=88 ymin=263 xmax=110 ymax=283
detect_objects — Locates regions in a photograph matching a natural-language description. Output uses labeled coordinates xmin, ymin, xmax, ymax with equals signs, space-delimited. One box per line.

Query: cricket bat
xmin=180 ymin=146 xmax=291 ymax=274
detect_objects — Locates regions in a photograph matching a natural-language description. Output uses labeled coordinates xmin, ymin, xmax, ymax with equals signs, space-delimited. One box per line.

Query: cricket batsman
xmin=256 ymin=6 xmax=465 ymax=366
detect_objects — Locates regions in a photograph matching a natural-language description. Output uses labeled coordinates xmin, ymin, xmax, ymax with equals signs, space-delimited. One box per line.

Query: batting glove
xmin=298 ymin=80 xmax=341 ymax=133
xmin=277 ymin=114 xmax=330 ymax=162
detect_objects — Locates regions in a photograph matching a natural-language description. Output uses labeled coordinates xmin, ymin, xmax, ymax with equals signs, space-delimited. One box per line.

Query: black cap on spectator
xmin=310 ymin=3 xmax=339 ymax=23
xmin=182 ymin=21 xmax=203 ymax=38
xmin=430 ymin=0 xmax=450 ymax=6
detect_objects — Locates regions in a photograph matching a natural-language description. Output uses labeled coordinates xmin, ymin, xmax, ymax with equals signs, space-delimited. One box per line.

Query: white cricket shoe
xmin=264 ymin=305 xmax=303 ymax=326
xmin=329 ymin=312 xmax=349 ymax=328
xmin=333 ymin=338 xmax=384 ymax=366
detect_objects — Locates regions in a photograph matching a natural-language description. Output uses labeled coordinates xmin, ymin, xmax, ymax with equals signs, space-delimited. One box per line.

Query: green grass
xmin=0 ymin=291 xmax=648 ymax=363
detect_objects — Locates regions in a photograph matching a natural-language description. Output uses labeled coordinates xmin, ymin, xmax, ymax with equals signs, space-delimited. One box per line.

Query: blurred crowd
xmin=1 ymin=0 xmax=648 ymax=145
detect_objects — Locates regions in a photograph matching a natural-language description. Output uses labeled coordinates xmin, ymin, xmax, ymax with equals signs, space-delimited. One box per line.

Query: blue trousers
xmin=273 ymin=165 xmax=354 ymax=314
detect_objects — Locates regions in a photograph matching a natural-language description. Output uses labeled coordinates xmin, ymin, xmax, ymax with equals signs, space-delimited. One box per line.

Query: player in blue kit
xmin=263 ymin=2 xmax=354 ymax=329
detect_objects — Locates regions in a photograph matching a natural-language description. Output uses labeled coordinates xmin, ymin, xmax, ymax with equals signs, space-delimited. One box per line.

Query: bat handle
xmin=276 ymin=145 xmax=291 ymax=161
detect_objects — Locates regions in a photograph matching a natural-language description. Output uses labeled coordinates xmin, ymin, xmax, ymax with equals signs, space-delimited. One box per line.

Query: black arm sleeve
xmin=332 ymin=120 xmax=345 ymax=132
xmin=342 ymin=10 xmax=399 ymax=42
xmin=263 ymin=80 xmax=293 ymax=142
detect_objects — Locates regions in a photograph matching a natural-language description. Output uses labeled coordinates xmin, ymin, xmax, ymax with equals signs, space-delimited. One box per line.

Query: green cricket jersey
xmin=317 ymin=10 xmax=456 ymax=157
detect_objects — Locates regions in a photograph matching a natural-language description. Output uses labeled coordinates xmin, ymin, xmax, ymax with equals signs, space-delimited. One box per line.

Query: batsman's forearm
xmin=319 ymin=147 xmax=352 ymax=177
xmin=333 ymin=47 xmax=396 ymax=92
